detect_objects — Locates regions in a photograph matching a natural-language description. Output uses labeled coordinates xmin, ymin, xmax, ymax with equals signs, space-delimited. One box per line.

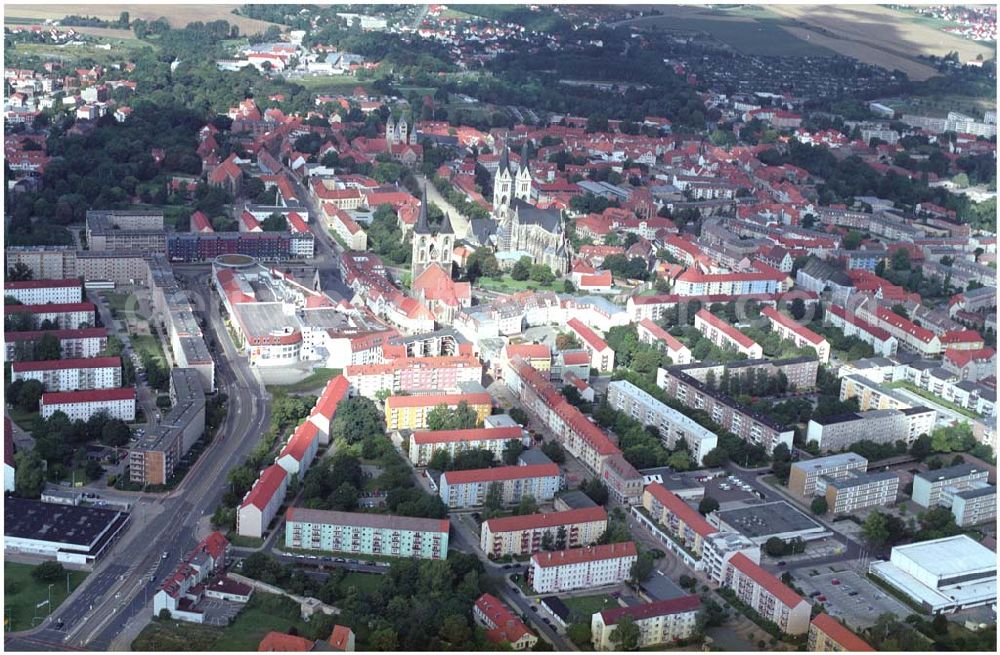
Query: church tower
xmin=385 ymin=115 xmax=396 ymax=144
xmin=515 ymin=140 xmax=532 ymax=202
xmin=493 ymin=146 xmax=513 ymax=209
xmin=411 ymin=185 xmax=454 ymax=281
xmin=397 ymin=115 xmax=408 ymax=145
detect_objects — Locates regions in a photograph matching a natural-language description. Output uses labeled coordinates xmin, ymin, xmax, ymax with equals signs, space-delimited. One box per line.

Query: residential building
xmin=528 ymin=542 xmax=638 ymax=593
xmin=641 ymin=483 xmax=715 ymax=558
xmin=838 ymin=374 xmax=915 ymax=411
xmin=591 ymin=596 xmax=700 ymax=650
xmin=788 ymin=453 xmax=868 ymax=498
xmin=40 ymin=387 xmax=136 ymax=422
xmin=637 ymin=318 xmax=691 ymax=364
xmin=761 ymin=307 xmax=830 ymax=363
xmin=480 ymin=506 xmax=608 ymax=558
xmin=328 ymin=625 xmax=355 ymax=651
xmin=721 ymin=553 xmax=811 ymax=635
xmin=912 ymin=463 xmax=996 ymax=527
xmin=4 ymin=418 xmax=14 ymax=493
xmin=826 ymin=304 xmax=898 ymax=357
xmin=4 ymin=301 xmax=95 ymax=330
xmin=407 ymin=426 xmax=528 ymax=467
xmin=566 ymin=318 xmax=615 ymax=373
xmin=128 ymin=368 xmax=206 ymax=486
xmin=11 ymin=356 xmax=122 ymax=392
xmin=275 ymin=420 xmax=320 ymax=478
xmin=284 ymin=508 xmax=449 ymax=560
xmin=236 ymin=464 xmax=288 ymax=538
xmin=439 ymin=464 xmax=562 ymax=509
xmin=85 ymin=209 xmax=166 ymax=252
xmin=154 ymin=532 xmax=251 ymax=624
xmin=818 ymin=471 xmax=899 ymax=514
xmin=607 ymin=379 xmax=717 ymax=465
xmin=945 ymin=484 xmax=997 ymax=528
xmin=4 ymin=327 xmax=108 ymax=362
xmin=385 ymin=392 xmax=492 ymax=431
xmin=700 ymin=531 xmax=761 ymax=585
xmin=694 ymin=309 xmax=762 ymax=358
xmin=474 ymin=593 xmax=538 ymax=650
xmin=345 ymin=355 xmax=483 ymax=399
xmin=805 ymin=406 xmax=935 ymax=451
xmin=4 ymin=278 xmax=82 ymax=305
xmin=807 ymin=613 xmax=874 ymax=652
xmin=868 ymin=535 xmax=996 ymax=613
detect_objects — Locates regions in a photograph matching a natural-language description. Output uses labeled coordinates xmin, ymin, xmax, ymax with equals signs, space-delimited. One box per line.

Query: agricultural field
xmin=2 ymin=4 xmax=280 ymax=35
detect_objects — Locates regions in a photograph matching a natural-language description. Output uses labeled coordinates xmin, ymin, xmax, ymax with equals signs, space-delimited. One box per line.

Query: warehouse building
xmin=4 ymin=497 xmax=131 ymax=565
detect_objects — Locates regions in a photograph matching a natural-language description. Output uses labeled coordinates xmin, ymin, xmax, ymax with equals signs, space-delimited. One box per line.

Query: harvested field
xmin=768 ymin=5 xmax=994 ymax=81
xmin=3 ymin=4 xmax=280 ymax=35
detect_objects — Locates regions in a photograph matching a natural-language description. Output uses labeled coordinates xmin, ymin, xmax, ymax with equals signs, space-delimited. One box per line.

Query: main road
xmin=4 ymin=270 xmax=272 ymax=652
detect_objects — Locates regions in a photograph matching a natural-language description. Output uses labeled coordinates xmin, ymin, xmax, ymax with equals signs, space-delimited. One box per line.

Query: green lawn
xmin=272 ymin=368 xmax=343 ymax=394
xmin=132 ymin=618 xmax=223 ymax=651
xmin=340 ymin=571 xmax=385 ymax=594
xmin=6 ymin=406 xmax=41 ymax=434
xmin=885 ymin=381 xmax=981 ymax=419
xmin=3 ymin=562 xmax=89 ymax=632
xmin=475 ymin=275 xmax=564 ymax=294
xmin=295 ymin=77 xmax=368 ymax=94
xmin=214 ymin=606 xmax=310 ymax=651
xmin=105 ymin=292 xmax=146 ymax=320
xmin=227 ymin=534 xmax=265 ymax=549
xmin=131 ymin=334 xmax=167 ymax=368
xmin=563 ymin=594 xmax=620 ymax=622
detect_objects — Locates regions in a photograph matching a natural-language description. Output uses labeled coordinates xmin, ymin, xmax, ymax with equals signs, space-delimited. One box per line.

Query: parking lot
xmin=793 ymin=569 xmax=909 ymax=630
xmin=704 ymin=474 xmax=763 ymax=505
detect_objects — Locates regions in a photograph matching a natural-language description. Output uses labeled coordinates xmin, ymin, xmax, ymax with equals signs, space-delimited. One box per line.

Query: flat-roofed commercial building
xmin=807 ymin=613 xmax=874 ymax=652
xmin=529 ymin=542 xmax=637 ymax=593
xmin=818 ymin=471 xmax=899 ymax=514
xmin=788 ymin=453 xmax=868 ymax=498
xmin=285 ymin=508 xmax=449 ymax=560
xmin=591 ymin=595 xmax=700 ymax=650
xmin=41 ymin=387 xmax=136 ymax=422
xmin=712 ymin=502 xmax=829 ymax=545
xmin=607 ymin=379 xmax=717 ymax=465
xmin=722 ymin=553 xmax=810 ymax=635
xmin=12 ymin=356 xmax=122 ymax=392
xmin=868 ymin=535 xmax=996 ymax=613
xmin=480 ymin=506 xmax=608 ymax=558
xmin=439 ymin=464 xmax=562 ymax=509
xmin=86 ymin=209 xmax=166 ymax=252
xmin=408 ymin=426 xmax=528 ymax=466
xmin=806 ymin=406 xmax=935 ymax=451
xmin=4 ymin=278 xmax=82 ymax=305
xmin=4 ymin=497 xmax=131 ymax=565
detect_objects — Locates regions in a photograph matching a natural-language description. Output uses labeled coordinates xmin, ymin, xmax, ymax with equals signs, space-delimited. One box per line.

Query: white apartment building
xmin=529 ymin=542 xmax=637 ymax=593
xmin=788 ymin=453 xmax=868 ymax=497
xmin=607 ymin=379 xmax=717 ymax=465
xmin=40 ymin=388 xmax=136 ymax=422
xmin=722 ymin=553 xmax=811 ymax=635
xmin=700 ymin=531 xmax=761 ymax=585
xmin=4 ymin=278 xmax=83 ymax=305
xmin=439 ymin=464 xmax=562 ymax=509
xmin=480 ymin=506 xmax=608 ymax=558
xmin=236 ymin=464 xmax=288 ymax=538
xmin=407 ymin=426 xmax=528 ymax=467
xmin=591 ymin=596 xmax=700 ymax=650
xmin=11 ymin=356 xmax=122 ymax=392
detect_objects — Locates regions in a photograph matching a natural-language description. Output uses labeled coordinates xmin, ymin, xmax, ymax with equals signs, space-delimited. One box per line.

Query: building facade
xmin=722 ymin=553 xmax=810 ymax=635
xmin=480 ymin=506 xmax=608 ymax=558
xmin=439 ymin=464 xmax=562 ymax=509
xmin=285 ymin=508 xmax=449 ymax=560
xmin=40 ymin=387 xmax=136 ymax=422
xmin=528 ymin=542 xmax=637 ymax=593
xmin=12 ymin=356 xmax=122 ymax=392
xmin=591 ymin=596 xmax=700 ymax=650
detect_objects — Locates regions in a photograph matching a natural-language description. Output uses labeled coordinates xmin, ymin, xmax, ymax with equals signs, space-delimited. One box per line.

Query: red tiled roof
xmin=13 ymin=356 xmax=120 ymax=372
xmin=638 ymin=319 xmax=687 ymax=353
xmin=190 ymin=211 xmax=214 ymax=233
xmin=761 ymin=307 xmax=825 ymax=346
xmin=645 ymin=483 xmax=715 ymax=537
xmin=940 ymin=330 xmax=984 ymax=345
xmin=531 ymin=541 xmax=636 ymax=568
xmin=442 ymin=463 xmax=560 ymax=486
xmin=579 ymin=271 xmax=613 ymax=287
xmin=559 ymin=351 xmax=589 ymax=365
xmin=566 ymin=318 xmax=608 ymax=351
xmin=484 ymin=506 xmax=608 ymax=534
xmin=5 ymin=301 xmax=95 ymax=314
xmin=505 ymin=343 xmax=551 ymax=360
xmin=695 ymin=309 xmax=757 ymax=349
xmin=328 ymin=625 xmax=353 ymax=651
xmin=811 ymin=613 xmax=874 ymax=651
xmin=944 ymin=347 xmax=995 ymax=368
xmin=411 ymin=426 xmax=523 ymax=445
xmin=475 ymin=593 xmax=534 ymax=645
xmin=258 ymin=631 xmax=315 ymax=651
xmin=5 ymin=278 xmax=81 ymax=290
xmin=286 ymin=211 xmax=309 ymax=234
xmin=385 ymin=392 xmax=492 ymax=409
xmin=41 ymin=387 xmax=135 ymax=405
xmin=347 ymin=355 xmax=482 ymax=377
xmin=280 ymin=420 xmax=319 ymax=461
xmin=874 ymin=307 xmax=935 ymax=343
xmin=241 ymin=464 xmax=287 ymax=510
xmin=728 ymin=553 xmax=804 ymax=609
xmin=313 ymin=375 xmax=350 ymax=420
xmin=827 ymin=305 xmax=893 ymax=341
xmin=599 ymin=595 xmax=700 ymax=625
xmin=4 ymin=327 xmax=108 ymax=343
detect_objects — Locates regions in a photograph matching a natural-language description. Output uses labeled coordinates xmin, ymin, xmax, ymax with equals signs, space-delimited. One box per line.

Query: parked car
xmin=831 ymin=579 xmax=841 ymax=585
xmin=817 ymin=595 xmax=827 ymax=602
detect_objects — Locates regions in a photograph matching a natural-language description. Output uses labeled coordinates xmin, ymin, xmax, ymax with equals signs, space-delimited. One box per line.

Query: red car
xmin=831 ymin=579 xmax=841 ymax=585
xmin=817 ymin=595 xmax=827 ymax=602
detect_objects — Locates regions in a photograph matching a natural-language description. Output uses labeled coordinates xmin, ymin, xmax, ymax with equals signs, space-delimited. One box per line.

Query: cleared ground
xmin=3 ymin=4 xmax=280 ymax=35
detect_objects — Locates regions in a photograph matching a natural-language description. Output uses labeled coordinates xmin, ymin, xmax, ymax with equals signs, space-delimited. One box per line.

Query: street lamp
xmin=48 ymin=584 xmax=54 ymax=618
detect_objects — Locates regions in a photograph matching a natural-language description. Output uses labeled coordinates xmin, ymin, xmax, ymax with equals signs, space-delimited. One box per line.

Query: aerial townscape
xmin=2 ymin=2 xmax=998 ymax=653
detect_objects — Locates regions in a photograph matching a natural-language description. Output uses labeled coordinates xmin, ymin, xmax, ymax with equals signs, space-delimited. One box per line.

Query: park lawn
xmin=131 ymin=619 xmax=222 ymax=651
xmin=3 ymin=562 xmax=89 ymax=632
xmin=563 ymin=594 xmax=620 ymax=622
xmin=213 ymin=606 xmax=311 ymax=651
xmin=132 ymin=334 xmax=168 ymax=368
xmin=340 ymin=571 xmax=386 ymax=594
xmin=275 ymin=368 xmax=343 ymax=394
xmin=105 ymin=292 xmax=144 ymax=319
xmin=295 ymin=76 xmax=368 ymax=94
xmin=475 ymin=275 xmax=563 ymax=294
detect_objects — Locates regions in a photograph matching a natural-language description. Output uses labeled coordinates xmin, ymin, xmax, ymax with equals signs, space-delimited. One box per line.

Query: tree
xmin=811 ymin=497 xmax=829 ymax=515
xmin=790 ymin=298 xmax=807 ymax=321
xmin=7 ymin=262 xmax=33 ymax=281
xmin=15 ymin=379 xmax=43 ymax=413
xmin=764 ymin=537 xmax=788 ymax=557
xmin=35 ymin=333 xmax=62 ymax=360
xmin=861 ymin=512 xmax=890 ymax=549
xmin=370 ymin=627 xmax=398 ymax=650
xmin=100 ymin=419 xmax=131 ymax=447
xmin=555 ymin=332 xmax=582 ymax=350
xmin=541 ymin=531 xmax=554 ymax=551
xmin=891 ymin=248 xmax=911 ymax=271
xmin=554 ymin=525 xmax=567 ymax=549
xmin=428 ymin=449 xmax=452 ymax=471
xmin=701 ymin=447 xmax=729 ymax=468
xmin=14 ymin=449 xmax=45 ymax=498
xmin=503 ymin=439 xmax=525 ymax=465
xmin=158 ymin=608 xmax=172 ymax=620
xmin=567 ymin=623 xmax=592 ymax=648
xmin=541 ymin=440 xmax=565 ymax=463
xmin=529 ymin=264 xmax=555 ymax=286
xmin=514 ymin=494 xmax=538 ymax=516
xmin=330 ymin=397 xmax=384 ymax=444
xmin=509 ymin=407 xmax=529 ymax=427
xmin=698 ymin=496 xmax=719 ymax=516
xmin=511 ymin=256 xmax=532 ymax=281
xmin=260 ymin=213 xmax=286 ymax=232
xmin=330 ymin=482 xmax=359 ymax=511
xmin=610 ymin=614 xmax=641 ymax=650
xmin=32 ymin=561 xmax=66 ymax=583
xmin=484 ymin=482 xmax=503 ymax=513
xmin=580 ymin=478 xmax=609 ymax=505
xmin=667 ymin=450 xmax=692 ymax=471
xmin=629 ymin=552 xmax=655 ymax=585
xmin=427 ymin=401 xmax=480 ymax=431
xmin=842 ymin=230 xmax=863 ymax=250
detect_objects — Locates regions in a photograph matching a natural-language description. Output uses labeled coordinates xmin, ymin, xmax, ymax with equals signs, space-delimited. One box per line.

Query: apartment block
xmin=474 ymin=593 xmax=538 ymax=650
xmin=839 ymin=374 xmax=914 ymax=411
xmin=237 ymin=464 xmax=288 ymax=538
xmin=807 ymin=613 xmax=874 ymax=652
xmin=385 ymin=392 xmax=492 ymax=431
xmin=345 ymin=355 xmax=483 ymax=399
xmin=641 ymin=483 xmax=715 ymax=557
xmin=912 ymin=463 xmax=996 ymax=527
xmin=566 ymin=318 xmax=615 ymax=373
xmin=806 ymin=406 xmax=935 ymax=451
xmin=818 ymin=471 xmax=899 ymax=514
xmin=86 ymin=209 xmax=166 ymax=252
xmin=761 ymin=307 xmax=830 ymax=363
xmin=528 ymin=542 xmax=637 ymax=593
xmin=607 ymin=379 xmax=717 ymax=465
xmin=4 ymin=246 xmax=77 ymax=280
xmin=284 ymin=508 xmax=449 ymax=560
xmin=12 ymin=356 xmax=121 ymax=392
xmin=722 ymin=553 xmax=810 ymax=635
xmin=788 ymin=453 xmax=868 ymax=498
xmin=4 ymin=278 xmax=82 ymax=305
xmin=4 ymin=327 xmax=108 ymax=362
xmin=407 ymin=426 xmax=527 ymax=467
xmin=40 ymin=387 xmax=136 ymax=422
xmin=439 ymin=464 xmax=562 ymax=509
xmin=591 ymin=596 xmax=700 ymax=650
xmin=480 ymin=506 xmax=608 ymax=558
xmin=637 ymin=318 xmax=691 ymax=365
xmin=129 ymin=368 xmax=206 ymax=486
xmin=700 ymin=531 xmax=761 ymax=585
xmin=4 ymin=301 xmax=95 ymax=330
xmin=694 ymin=309 xmax=763 ymax=358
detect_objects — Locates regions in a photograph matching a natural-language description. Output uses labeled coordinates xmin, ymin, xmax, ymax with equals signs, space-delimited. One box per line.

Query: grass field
xmin=3 ymin=562 xmax=89 ymax=632
xmin=563 ymin=594 xmax=620 ymax=622
xmin=105 ymin=292 xmax=144 ymax=319
xmin=227 ymin=534 xmax=265 ymax=549
xmin=291 ymin=77 xmax=366 ymax=95
xmin=3 ymin=4 xmax=280 ymax=35
xmin=6 ymin=406 xmax=42 ymax=434
xmin=272 ymin=368 xmax=343 ymax=394
xmin=6 ymin=40 xmax=150 ymax=66
xmin=340 ymin=571 xmax=386 ymax=594
xmin=475 ymin=275 xmax=564 ymax=294
xmin=132 ymin=334 xmax=168 ymax=368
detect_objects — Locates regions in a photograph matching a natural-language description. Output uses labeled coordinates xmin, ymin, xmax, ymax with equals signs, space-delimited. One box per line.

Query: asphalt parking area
xmin=793 ymin=569 xmax=909 ymax=630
